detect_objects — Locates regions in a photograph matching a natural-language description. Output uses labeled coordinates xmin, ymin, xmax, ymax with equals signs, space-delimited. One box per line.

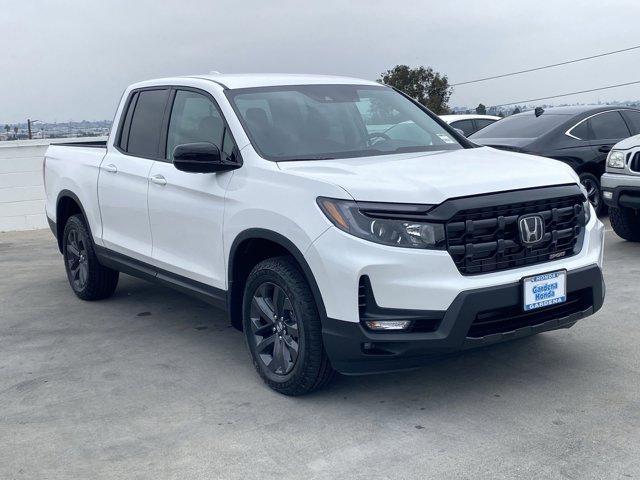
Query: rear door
xmin=621 ymin=110 xmax=640 ymax=136
xmin=588 ymin=110 xmax=631 ymax=160
xmin=98 ymin=88 xmax=169 ymax=261
xmin=147 ymin=87 xmax=240 ymax=289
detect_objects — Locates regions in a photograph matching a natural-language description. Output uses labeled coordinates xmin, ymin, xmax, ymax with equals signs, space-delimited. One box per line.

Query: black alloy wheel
xmin=579 ymin=173 xmax=602 ymax=215
xmin=65 ymin=227 xmax=89 ymax=291
xmin=242 ymin=256 xmax=335 ymax=395
xmin=62 ymin=214 xmax=119 ymax=300
xmin=249 ymin=282 xmax=300 ymax=375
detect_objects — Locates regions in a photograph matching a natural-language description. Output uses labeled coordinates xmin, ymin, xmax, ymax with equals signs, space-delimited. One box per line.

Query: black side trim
xmin=50 ymin=140 xmax=107 ymax=148
xmin=228 ymin=229 xmax=327 ymax=322
xmin=94 ymin=246 xmax=227 ymax=310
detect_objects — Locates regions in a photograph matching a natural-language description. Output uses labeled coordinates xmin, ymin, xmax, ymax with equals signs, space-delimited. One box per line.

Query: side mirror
xmin=454 ymin=128 xmax=466 ymax=137
xmin=172 ymin=142 xmax=238 ymax=173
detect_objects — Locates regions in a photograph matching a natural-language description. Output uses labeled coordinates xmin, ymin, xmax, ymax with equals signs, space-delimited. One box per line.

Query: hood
xmin=469 ymin=137 xmax=534 ymax=151
xmin=277 ymin=147 xmax=578 ymax=204
xmin=613 ymin=133 xmax=640 ymax=150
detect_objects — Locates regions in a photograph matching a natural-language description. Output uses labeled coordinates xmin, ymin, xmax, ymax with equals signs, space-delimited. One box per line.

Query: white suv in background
xmin=44 ymin=74 xmax=605 ymax=395
xmin=602 ymin=133 xmax=640 ymax=240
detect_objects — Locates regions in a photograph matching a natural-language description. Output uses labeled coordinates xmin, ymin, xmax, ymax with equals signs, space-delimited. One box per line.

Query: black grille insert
xmin=629 ymin=151 xmax=640 ymax=172
xmin=446 ymin=194 xmax=585 ymax=275
xmin=468 ymin=288 xmax=593 ymax=338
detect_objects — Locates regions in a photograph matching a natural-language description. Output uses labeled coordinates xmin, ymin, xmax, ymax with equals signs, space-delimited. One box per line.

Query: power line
xmin=452 ymin=45 xmax=640 ymax=87
xmin=490 ymin=80 xmax=640 ymax=108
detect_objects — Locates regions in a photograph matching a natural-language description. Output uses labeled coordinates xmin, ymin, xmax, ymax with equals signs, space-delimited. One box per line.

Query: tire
xmin=579 ymin=173 xmax=604 ymax=216
xmin=610 ymin=206 xmax=640 ymax=241
xmin=62 ymin=214 xmax=119 ymax=300
xmin=242 ymin=256 xmax=335 ymax=395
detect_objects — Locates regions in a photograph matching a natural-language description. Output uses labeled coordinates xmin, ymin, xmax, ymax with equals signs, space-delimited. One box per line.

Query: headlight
xmin=317 ymin=197 xmax=446 ymax=249
xmin=607 ymin=150 xmax=626 ymax=169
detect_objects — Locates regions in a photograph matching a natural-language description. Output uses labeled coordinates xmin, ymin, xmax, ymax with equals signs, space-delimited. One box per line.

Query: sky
xmin=2 ymin=0 xmax=640 ymax=123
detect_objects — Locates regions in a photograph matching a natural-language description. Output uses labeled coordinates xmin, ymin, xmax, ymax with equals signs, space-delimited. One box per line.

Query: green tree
xmin=4 ymin=124 xmax=9 ymax=133
xmin=378 ymin=65 xmax=452 ymax=114
xmin=476 ymin=103 xmax=487 ymax=115
xmin=512 ymin=106 xmax=521 ymax=114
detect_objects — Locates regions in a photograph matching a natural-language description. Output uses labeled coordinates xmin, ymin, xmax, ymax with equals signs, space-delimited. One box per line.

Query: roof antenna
xmin=534 ymin=107 xmax=544 ymax=117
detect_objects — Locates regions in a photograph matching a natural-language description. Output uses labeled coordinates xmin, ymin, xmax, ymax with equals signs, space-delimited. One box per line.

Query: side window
xmin=118 ymin=92 xmax=138 ymax=151
xmin=166 ymin=90 xmax=225 ymax=160
xmin=622 ymin=110 xmax=640 ymax=135
xmin=450 ymin=119 xmax=475 ymax=136
xmin=589 ymin=111 xmax=630 ymax=140
xmin=125 ymin=89 xmax=169 ymax=158
xmin=569 ymin=120 xmax=589 ymax=140
xmin=475 ymin=119 xmax=496 ymax=130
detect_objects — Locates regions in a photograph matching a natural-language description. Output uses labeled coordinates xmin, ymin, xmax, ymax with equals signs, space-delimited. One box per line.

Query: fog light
xmin=365 ymin=320 xmax=412 ymax=330
xmin=603 ymin=191 xmax=613 ymax=200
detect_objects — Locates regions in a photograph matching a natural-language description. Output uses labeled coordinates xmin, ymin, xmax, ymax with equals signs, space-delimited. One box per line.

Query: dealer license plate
xmin=523 ymin=270 xmax=567 ymax=311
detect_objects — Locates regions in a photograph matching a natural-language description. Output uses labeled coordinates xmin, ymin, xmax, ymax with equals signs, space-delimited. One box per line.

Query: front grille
xmin=446 ymin=194 xmax=585 ymax=275
xmin=629 ymin=151 xmax=640 ymax=173
xmin=468 ymin=288 xmax=592 ymax=338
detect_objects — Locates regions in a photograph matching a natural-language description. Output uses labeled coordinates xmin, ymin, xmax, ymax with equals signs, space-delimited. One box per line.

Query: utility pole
xmin=27 ymin=119 xmax=40 ymax=140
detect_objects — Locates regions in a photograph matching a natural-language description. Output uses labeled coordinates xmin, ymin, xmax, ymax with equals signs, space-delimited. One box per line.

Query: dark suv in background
xmin=470 ymin=106 xmax=640 ymax=214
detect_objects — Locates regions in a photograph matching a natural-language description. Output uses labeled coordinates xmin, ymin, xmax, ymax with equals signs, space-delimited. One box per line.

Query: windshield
xmin=226 ymin=84 xmax=463 ymax=161
xmin=470 ymin=113 xmax=571 ymax=139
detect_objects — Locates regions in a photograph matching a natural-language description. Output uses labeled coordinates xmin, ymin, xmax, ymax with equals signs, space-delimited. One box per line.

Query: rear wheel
xmin=242 ymin=256 xmax=334 ymax=395
xmin=610 ymin=206 xmax=640 ymax=241
xmin=62 ymin=214 xmax=119 ymax=300
xmin=579 ymin=173 xmax=604 ymax=216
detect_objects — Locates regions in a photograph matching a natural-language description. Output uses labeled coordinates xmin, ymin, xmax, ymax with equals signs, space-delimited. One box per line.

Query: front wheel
xmin=579 ymin=173 xmax=604 ymax=216
xmin=242 ymin=256 xmax=334 ymax=395
xmin=610 ymin=206 xmax=640 ymax=241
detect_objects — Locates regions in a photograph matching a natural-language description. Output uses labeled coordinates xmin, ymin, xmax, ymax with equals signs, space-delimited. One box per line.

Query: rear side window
xmin=450 ymin=119 xmax=475 ymax=136
xmin=471 ymin=114 xmax=570 ymax=139
xmin=622 ymin=110 xmax=640 ymax=135
xmin=475 ymin=118 xmax=496 ymax=130
xmin=125 ymin=89 xmax=169 ymax=158
xmin=589 ymin=111 xmax=630 ymax=140
xmin=568 ymin=120 xmax=589 ymax=140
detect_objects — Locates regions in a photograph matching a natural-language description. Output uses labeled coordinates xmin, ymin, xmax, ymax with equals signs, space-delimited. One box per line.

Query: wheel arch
xmin=55 ymin=190 xmax=94 ymax=253
xmin=227 ymin=229 xmax=327 ymax=331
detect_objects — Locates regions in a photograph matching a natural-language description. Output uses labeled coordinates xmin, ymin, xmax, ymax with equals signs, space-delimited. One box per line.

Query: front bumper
xmin=323 ymin=264 xmax=604 ymax=374
xmin=601 ymin=173 xmax=640 ymax=209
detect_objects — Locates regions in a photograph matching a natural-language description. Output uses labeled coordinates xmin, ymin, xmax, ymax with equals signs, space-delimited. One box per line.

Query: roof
xmin=439 ymin=114 xmax=501 ymax=123
xmin=188 ymin=73 xmax=381 ymax=89
xmin=513 ymin=105 xmax=639 ymax=116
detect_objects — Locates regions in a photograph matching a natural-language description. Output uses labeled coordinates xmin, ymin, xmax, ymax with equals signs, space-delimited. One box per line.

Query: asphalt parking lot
xmin=1 ymin=223 xmax=639 ymax=480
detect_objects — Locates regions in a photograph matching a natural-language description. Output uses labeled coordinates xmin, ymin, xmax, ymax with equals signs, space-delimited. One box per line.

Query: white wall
xmin=0 ymin=138 xmax=106 ymax=232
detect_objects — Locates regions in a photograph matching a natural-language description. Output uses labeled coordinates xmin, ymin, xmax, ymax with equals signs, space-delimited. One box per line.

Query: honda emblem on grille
xmin=518 ymin=215 xmax=544 ymax=245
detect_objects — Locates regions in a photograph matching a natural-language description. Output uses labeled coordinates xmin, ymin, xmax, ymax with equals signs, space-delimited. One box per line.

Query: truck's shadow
xmin=104 ymin=273 xmax=595 ymax=412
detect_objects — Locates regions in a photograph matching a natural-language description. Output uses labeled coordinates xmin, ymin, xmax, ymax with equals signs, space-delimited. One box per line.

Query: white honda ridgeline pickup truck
xmin=44 ymin=74 xmax=605 ymax=395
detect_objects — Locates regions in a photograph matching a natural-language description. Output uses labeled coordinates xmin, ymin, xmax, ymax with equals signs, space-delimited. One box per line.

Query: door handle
xmin=103 ymin=163 xmax=118 ymax=173
xmin=150 ymin=175 xmax=167 ymax=186
xmin=598 ymin=145 xmax=612 ymax=153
